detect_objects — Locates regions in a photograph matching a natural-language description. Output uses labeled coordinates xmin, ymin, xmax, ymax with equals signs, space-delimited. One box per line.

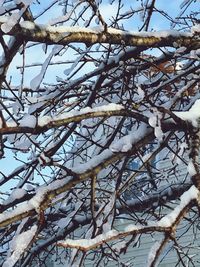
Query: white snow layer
xmin=147 ymin=241 xmax=161 ymax=267
xmin=59 ymin=229 xmax=119 ymax=250
xmin=38 ymin=103 xmax=124 ymax=127
xmin=2 ymin=224 xmax=37 ymax=267
xmin=3 ymin=188 xmax=26 ymax=205
xmin=110 ymin=124 xmax=149 ymax=152
xmin=19 ymin=114 xmax=37 ymax=128
xmin=0 ymin=177 xmax=69 ymax=224
xmin=174 ymin=99 xmax=200 ymax=127
xmin=0 ymin=16 xmax=195 ymax=37
xmin=157 ymin=185 xmax=199 ymax=227
xmin=3 ymin=104 xmax=124 ymax=129
xmin=187 ymin=160 xmax=197 ymax=176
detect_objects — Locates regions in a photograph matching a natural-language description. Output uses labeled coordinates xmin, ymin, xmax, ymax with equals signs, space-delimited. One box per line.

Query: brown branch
xmin=57 ymin=225 xmax=172 ymax=251
xmin=0 ymin=20 xmax=199 ymax=48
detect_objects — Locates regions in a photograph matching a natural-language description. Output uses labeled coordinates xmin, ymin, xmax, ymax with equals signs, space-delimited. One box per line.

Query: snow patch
xmin=110 ymin=124 xmax=149 ymax=153
xmin=2 ymin=224 xmax=37 ymax=267
xmin=157 ymin=186 xmax=199 ymax=227
xmin=19 ymin=114 xmax=36 ymax=128
xmin=174 ymin=99 xmax=200 ymax=127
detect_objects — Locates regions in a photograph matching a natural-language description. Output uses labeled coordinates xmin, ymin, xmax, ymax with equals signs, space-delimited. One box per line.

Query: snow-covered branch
xmin=58 ymin=185 xmax=199 ymax=258
xmin=0 ymin=18 xmax=199 ymax=48
xmin=0 ymin=104 xmax=149 ymax=134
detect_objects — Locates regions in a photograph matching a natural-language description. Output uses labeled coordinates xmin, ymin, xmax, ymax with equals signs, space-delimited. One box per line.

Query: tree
xmin=0 ymin=0 xmax=199 ymax=266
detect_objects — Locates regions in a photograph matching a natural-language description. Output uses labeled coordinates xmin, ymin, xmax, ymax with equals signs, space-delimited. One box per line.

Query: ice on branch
xmin=148 ymin=109 xmax=164 ymax=141
xmin=1 ymin=0 xmax=33 ymax=33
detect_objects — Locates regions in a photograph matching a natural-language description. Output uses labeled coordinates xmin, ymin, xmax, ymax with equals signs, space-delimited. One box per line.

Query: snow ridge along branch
xmin=0 ymin=18 xmax=199 ymax=48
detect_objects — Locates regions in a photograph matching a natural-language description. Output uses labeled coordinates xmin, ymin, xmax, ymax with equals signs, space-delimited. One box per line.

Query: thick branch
xmin=0 ymin=19 xmax=199 ymax=48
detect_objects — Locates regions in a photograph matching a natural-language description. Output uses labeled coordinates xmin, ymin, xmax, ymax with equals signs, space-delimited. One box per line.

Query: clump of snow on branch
xmin=19 ymin=114 xmax=36 ymax=128
xmin=0 ymin=177 xmax=70 ymax=223
xmin=147 ymin=241 xmax=162 ymax=267
xmin=30 ymin=45 xmax=62 ymax=91
xmin=110 ymin=124 xmax=149 ymax=152
xmin=3 ymin=188 xmax=26 ymax=205
xmin=71 ymin=149 xmax=112 ymax=174
xmin=173 ymin=99 xmax=200 ymax=127
xmin=29 ymin=177 xmax=69 ymax=212
xmin=58 ymin=229 xmax=119 ymax=251
xmin=37 ymin=103 xmax=124 ymax=127
xmin=157 ymin=185 xmax=199 ymax=227
xmin=2 ymin=224 xmax=37 ymax=267
xmin=148 ymin=109 xmax=164 ymax=141
xmin=187 ymin=160 xmax=197 ymax=176
xmin=1 ymin=1 xmax=33 ymax=33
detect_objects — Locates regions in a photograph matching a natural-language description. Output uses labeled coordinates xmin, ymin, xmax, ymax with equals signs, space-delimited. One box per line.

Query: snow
xmin=57 ymin=185 xmax=199 ymax=254
xmin=0 ymin=0 xmax=33 ymax=33
xmin=149 ymin=116 xmax=157 ymax=128
xmin=0 ymin=16 xmax=8 ymax=23
xmin=19 ymin=114 xmax=36 ymax=128
xmin=3 ymin=188 xmax=26 ymax=205
xmin=157 ymin=185 xmax=199 ymax=227
xmin=0 ymin=117 xmax=3 ymax=128
xmin=29 ymin=177 xmax=68 ymax=212
xmin=110 ymin=124 xmax=149 ymax=152
xmin=147 ymin=241 xmax=161 ymax=267
xmin=38 ymin=115 xmax=51 ymax=127
xmin=2 ymin=102 xmax=124 ymax=130
xmin=148 ymin=110 xmax=164 ymax=141
xmin=137 ymin=86 xmax=145 ymax=101
xmin=191 ymin=24 xmax=200 ymax=34
xmin=0 ymin=177 xmax=70 ymax=224
xmin=173 ymin=99 xmax=200 ymax=127
xmin=20 ymin=20 xmax=35 ymax=30
xmin=0 ymin=16 xmax=194 ymax=38
xmin=59 ymin=229 xmax=119 ymax=250
xmin=1 ymin=13 xmax=19 ymax=33
xmin=154 ymin=126 xmax=164 ymax=141
xmin=2 ymin=224 xmax=37 ymax=267
xmin=30 ymin=45 xmax=62 ymax=91
xmin=38 ymin=103 xmax=124 ymax=127
xmin=6 ymin=121 xmax=18 ymax=128
xmin=187 ymin=160 xmax=197 ymax=176
xmin=124 ymin=224 xmax=139 ymax=232
xmin=176 ymin=142 xmax=188 ymax=165
xmin=71 ymin=148 xmax=112 ymax=174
